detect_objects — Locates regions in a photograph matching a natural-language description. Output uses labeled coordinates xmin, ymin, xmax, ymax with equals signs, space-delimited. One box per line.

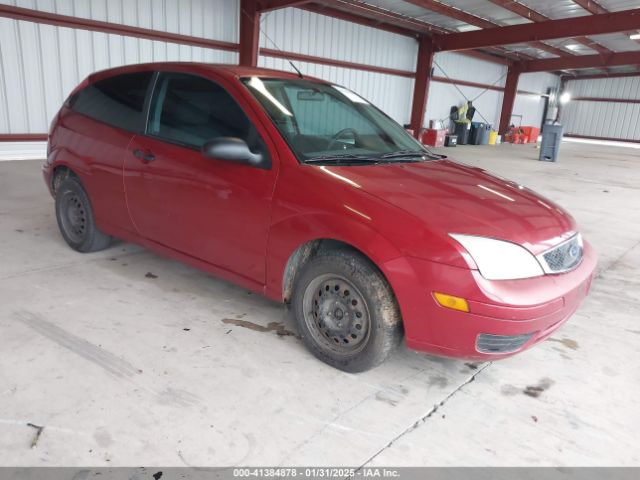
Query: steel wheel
xmin=59 ymin=192 xmax=87 ymax=243
xmin=55 ymin=176 xmax=111 ymax=252
xmin=302 ymin=273 xmax=371 ymax=355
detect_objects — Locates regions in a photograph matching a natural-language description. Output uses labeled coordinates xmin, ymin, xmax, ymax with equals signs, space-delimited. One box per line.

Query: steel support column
xmin=239 ymin=0 xmax=260 ymax=67
xmin=499 ymin=65 xmax=521 ymax=134
xmin=410 ymin=36 xmax=434 ymax=138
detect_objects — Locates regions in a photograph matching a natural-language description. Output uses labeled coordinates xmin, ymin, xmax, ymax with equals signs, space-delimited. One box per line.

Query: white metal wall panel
xmin=258 ymin=7 xmax=417 ymax=125
xmin=1 ymin=0 xmax=239 ymax=43
xmin=425 ymin=52 xmax=507 ymax=129
xmin=259 ymin=8 xmax=417 ymax=72
xmin=0 ymin=0 xmax=239 ymax=134
xmin=512 ymin=72 xmax=560 ymax=128
xmin=561 ymin=76 xmax=640 ymax=141
xmin=432 ymin=52 xmax=508 ymax=87
xmin=566 ymin=76 xmax=640 ymax=100
xmin=258 ymin=56 xmax=414 ymax=125
xmin=424 ymin=82 xmax=503 ymax=128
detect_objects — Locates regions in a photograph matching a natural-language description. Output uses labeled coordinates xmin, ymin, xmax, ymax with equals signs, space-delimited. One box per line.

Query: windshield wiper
xmin=303 ymin=154 xmax=379 ymax=165
xmin=379 ymin=149 xmax=445 ymax=160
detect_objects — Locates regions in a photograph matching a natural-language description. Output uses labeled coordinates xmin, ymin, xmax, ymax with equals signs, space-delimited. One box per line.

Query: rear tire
xmin=55 ymin=177 xmax=111 ymax=252
xmin=291 ymin=249 xmax=402 ymax=372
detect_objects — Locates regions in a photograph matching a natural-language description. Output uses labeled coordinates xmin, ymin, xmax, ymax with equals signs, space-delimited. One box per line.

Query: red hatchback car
xmin=44 ymin=63 xmax=596 ymax=372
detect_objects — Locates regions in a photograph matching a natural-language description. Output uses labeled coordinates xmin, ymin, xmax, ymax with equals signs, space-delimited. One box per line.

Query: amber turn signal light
xmin=433 ymin=292 xmax=470 ymax=312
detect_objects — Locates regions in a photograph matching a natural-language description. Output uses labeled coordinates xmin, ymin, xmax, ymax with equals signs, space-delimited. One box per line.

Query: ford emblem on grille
xmin=538 ymin=234 xmax=584 ymax=274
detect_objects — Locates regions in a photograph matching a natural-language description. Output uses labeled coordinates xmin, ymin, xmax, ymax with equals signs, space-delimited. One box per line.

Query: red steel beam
xmin=523 ymin=51 xmax=640 ymax=72
xmin=572 ymin=0 xmax=640 ymax=47
xmin=434 ymin=8 xmax=640 ymax=51
xmin=404 ymin=0 xmax=496 ymax=29
xmin=563 ymin=71 xmax=640 ymax=81
xmin=572 ymin=0 xmax=608 ymax=15
xmin=410 ymin=36 xmax=435 ymax=137
xmin=301 ymin=2 xmax=513 ymax=65
xmin=239 ymin=0 xmax=260 ymax=66
xmin=406 ymin=0 xmax=573 ymax=58
xmin=259 ymin=48 xmax=416 ymax=77
xmin=498 ymin=65 xmax=522 ymax=134
xmin=488 ymin=0 xmax=612 ymax=54
xmin=0 ymin=134 xmax=48 ymax=142
xmin=0 ymin=3 xmax=238 ymax=52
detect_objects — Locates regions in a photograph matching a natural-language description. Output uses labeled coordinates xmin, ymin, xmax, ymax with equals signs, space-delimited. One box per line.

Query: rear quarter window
xmin=69 ymin=71 xmax=153 ymax=132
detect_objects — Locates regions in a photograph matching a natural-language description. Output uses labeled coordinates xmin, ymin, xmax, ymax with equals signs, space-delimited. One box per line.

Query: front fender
xmin=264 ymin=212 xmax=404 ymax=301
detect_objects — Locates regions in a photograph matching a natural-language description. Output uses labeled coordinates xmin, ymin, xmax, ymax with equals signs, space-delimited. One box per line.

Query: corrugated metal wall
xmin=425 ymin=52 xmax=506 ymax=129
xmin=560 ymin=76 xmax=640 ymax=141
xmin=258 ymin=8 xmax=417 ymax=124
xmin=513 ymin=72 xmax=559 ymax=128
xmin=0 ymin=1 xmax=559 ymax=137
xmin=0 ymin=0 xmax=239 ymax=134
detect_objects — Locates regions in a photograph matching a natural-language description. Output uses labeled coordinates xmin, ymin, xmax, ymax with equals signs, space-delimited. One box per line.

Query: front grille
xmin=539 ymin=234 xmax=583 ymax=274
xmin=476 ymin=333 xmax=533 ymax=354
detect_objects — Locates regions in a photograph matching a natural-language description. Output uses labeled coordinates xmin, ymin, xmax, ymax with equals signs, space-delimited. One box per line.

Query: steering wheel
xmin=326 ymin=128 xmax=358 ymax=151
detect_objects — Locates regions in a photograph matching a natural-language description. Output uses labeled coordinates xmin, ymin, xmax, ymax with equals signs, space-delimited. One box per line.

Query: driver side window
xmin=147 ymin=73 xmax=266 ymax=158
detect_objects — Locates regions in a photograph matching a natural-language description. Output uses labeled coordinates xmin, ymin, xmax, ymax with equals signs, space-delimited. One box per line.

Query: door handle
xmin=133 ymin=149 xmax=156 ymax=163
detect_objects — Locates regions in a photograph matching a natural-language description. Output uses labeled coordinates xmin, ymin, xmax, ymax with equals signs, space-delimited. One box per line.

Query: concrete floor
xmin=0 ymin=140 xmax=639 ymax=466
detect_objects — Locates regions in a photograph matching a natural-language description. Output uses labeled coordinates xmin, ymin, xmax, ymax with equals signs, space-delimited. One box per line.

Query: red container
xmin=421 ymin=128 xmax=446 ymax=147
xmin=520 ymin=126 xmax=540 ymax=143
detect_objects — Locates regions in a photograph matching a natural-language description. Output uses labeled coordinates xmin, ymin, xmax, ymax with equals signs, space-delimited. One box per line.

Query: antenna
xmin=240 ymin=7 xmax=304 ymax=79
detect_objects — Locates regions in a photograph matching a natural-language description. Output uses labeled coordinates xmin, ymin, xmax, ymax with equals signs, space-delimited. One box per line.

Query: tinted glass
xmin=242 ymin=77 xmax=425 ymax=162
xmin=70 ymin=72 xmax=152 ymax=131
xmin=148 ymin=73 xmax=257 ymax=151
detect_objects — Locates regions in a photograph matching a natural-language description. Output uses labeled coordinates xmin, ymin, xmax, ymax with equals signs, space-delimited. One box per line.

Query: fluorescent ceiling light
xmin=560 ymin=92 xmax=571 ymax=104
xmin=630 ymin=33 xmax=640 ymax=40
xmin=565 ymin=44 xmax=580 ymax=50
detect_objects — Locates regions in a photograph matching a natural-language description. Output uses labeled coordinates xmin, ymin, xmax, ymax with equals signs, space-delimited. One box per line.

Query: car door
xmin=123 ymin=72 xmax=278 ymax=284
xmin=64 ymin=70 xmax=154 ymax=234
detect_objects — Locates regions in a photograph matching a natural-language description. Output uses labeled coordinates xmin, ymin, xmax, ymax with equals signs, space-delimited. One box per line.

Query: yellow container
xmin=488 ymin=130 xmax=498 ymax=145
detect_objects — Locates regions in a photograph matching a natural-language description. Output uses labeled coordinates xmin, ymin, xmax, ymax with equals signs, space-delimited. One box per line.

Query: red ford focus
xmin=43 ymin=63 xmax=596 ymax=372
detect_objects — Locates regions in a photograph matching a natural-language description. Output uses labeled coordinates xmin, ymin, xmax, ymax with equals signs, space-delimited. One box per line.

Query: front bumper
xmin=382 ymin=241 xmax=597 ymax=360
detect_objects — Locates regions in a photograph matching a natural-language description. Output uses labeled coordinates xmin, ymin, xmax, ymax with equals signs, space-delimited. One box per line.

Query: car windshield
xmin=242 ymin=77 xmax=441 ymax=165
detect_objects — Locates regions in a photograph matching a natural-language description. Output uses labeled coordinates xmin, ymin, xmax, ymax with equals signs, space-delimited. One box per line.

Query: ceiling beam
xmin=571 ymin=0 xmax=608 ymax=15
xmin=405 ymin=0 xmax=574 ymax=58
xmin=487 ymin=0 xmax=613 ymax=54
xmin=572 ymin=0 xmax=640 ymax=47
xmin=523 ymin=51 xmax=640 ymax=72
xmin=301 ymin=1 xmax=514 ymax=64
xmin=403 ymin=0 xmax=496 ymax=29
xmin=434 ymin=8 xmax=640 ymax=51
xmin=562 ymin=70 xmax=640 ymax=81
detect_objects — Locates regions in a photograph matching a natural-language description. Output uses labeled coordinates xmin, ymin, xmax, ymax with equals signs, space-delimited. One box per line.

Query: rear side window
xmin=147 ymin=73 xmax=254 ymax=149
xmin=70 ymin=72 xmax=153 ymax=132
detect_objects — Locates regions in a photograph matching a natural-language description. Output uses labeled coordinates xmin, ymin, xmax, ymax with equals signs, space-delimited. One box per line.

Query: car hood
xmin=324 ymin=159 xmax=576 ymax=255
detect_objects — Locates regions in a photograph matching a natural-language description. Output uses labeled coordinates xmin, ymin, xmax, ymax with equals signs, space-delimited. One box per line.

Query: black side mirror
xmin=201 ymin=137 xmax=263 ymax=166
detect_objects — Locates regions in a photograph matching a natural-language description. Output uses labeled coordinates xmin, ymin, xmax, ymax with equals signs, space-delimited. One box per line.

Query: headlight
xmin=450 ymin=234 xmax=544 ymax=280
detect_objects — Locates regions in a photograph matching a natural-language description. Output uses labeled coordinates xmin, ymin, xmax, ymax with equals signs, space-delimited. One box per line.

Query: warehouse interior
xmin=1 ymin=0 xmax=639 ymax=470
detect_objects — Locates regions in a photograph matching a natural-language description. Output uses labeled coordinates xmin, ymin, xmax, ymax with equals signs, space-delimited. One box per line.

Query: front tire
xmin=55 ymin=177 xmax=111 ymax=252
xmin=291 ymin=249 xmax=402 ymax=372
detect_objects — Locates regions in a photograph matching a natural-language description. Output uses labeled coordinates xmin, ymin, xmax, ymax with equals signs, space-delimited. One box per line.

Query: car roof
xmin=87 ymin=62 xmax=325 ymax=84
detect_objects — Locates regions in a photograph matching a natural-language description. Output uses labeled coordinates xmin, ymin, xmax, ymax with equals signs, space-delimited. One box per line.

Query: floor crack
xmin=356 ymin=362 xmax=492 ymax=470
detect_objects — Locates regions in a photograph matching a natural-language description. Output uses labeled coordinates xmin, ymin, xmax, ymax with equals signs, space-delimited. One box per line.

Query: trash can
xmin=469 ymin=122 xmax=487 ymax=145
xmin=480 ymin=126 xmax=491 ymax=145
xmin=539 ymin=123 xmax=564 ymax=162
xmin=454 ymin=121 xmax=470 ymax=145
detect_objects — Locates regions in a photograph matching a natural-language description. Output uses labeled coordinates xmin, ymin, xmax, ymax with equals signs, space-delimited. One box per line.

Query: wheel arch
xmin=266 ymin=213 xmax=404 ymax=304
